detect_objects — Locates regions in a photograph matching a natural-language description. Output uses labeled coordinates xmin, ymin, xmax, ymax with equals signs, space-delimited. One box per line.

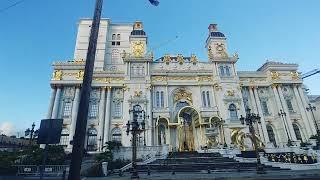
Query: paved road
xmin=83 ymin=170 xmax=320 ymax=180
xmin=2 ymin=170 xmax=320 ymax=180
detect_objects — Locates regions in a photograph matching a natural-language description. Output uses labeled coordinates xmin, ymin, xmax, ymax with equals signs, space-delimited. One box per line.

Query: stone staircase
xmin=135 ymin=151 xmax=290 ymax=173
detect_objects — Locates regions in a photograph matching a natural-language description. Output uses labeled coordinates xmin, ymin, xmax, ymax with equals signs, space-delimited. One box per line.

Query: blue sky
xmin=0 ymin=0 xmax=319 ymax=135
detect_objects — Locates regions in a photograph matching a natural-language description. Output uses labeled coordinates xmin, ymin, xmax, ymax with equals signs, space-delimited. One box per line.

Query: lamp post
xmin=278 ymin=109 xmax=292 ymax=146
xmin=126 ymin=105 xmax=146 ymax=179
xmin=240 ymin=108 xmax=265 ymax=174
xmin=25 ymin=122 xmax=38 ymax=146
xmin=306 ymin=103 xmax=319 ymax=135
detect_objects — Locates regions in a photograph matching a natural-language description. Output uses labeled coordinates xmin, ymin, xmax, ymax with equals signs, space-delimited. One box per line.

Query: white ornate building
xmin=47 ymin=19 xmax=318 ymax=153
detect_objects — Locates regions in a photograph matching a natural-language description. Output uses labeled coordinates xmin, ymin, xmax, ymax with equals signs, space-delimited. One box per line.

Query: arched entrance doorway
xmin=177 ymin=106 xmax=201 ymax=151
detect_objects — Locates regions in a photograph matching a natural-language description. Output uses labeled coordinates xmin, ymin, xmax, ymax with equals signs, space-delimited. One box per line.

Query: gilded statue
xmin=177 ymin=54 xmax=184 ymax=65
xmin=226 ymin=90 xmax=235 ymax=97
xmin=190 ymin=54 xmax=198 ymax=64
xmin=52 ymin=70 xmax=62 ymax=80
xmin=291 ymin=71 xmax=300 ymax=80
xmin=270 ymin=71 xmax=280 ymax=80
xmin=134 ymin=90 xmax=142 ymax=97
xmin=164 ymin=54 xmax=171 ymax=65
xmin=76 ymin=70 xmax=84 ymax=80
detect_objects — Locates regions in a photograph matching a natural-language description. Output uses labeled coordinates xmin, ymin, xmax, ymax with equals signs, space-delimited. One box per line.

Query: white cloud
xmin=0 ymin=121 xmax=15 ymax=136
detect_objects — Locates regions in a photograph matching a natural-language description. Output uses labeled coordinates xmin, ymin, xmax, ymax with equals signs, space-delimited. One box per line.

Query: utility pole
xmin=68 ymin=0 xmax=103 ymax=179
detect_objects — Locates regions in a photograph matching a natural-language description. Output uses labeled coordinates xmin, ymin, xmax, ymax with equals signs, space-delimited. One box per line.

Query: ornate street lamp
xmin=240 ymin=108 xmax=265 ymax=174
xmin=25 ymin=122 xmax=36 ymax=146
xmin=126 ymin=105 xmax=147 ymax=179
xmin=278 ymin=109 xmax=293 ymax=146
xmin=306 ymin=103 xmax=319 ymax=135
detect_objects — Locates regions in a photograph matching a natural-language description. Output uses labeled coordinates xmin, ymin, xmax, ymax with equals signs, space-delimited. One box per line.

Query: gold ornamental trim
xmin=174 ymin=89 xmax=192 ymax=103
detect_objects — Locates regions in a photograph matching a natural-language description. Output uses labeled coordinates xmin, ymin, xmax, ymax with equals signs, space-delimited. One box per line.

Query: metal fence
xmin=15 ymin=165 xmax=69 ymax=177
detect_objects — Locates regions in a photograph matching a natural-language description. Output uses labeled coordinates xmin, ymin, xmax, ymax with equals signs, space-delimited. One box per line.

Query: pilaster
xmin=103 ymin=86 xmax=112 ymax=145
xmin=297 ymin=86 xmax=317 ymax=135
xmin=67 ymin=85 xmax=81 ymax=150
xmin=47 ymin=86 xmax=57 ymax=119
xmin=51 ymin=86 xmax=62 ymax=119
xmin=293 ymin=85 xmax=313 ymax=137
xmin=97 ymin=87 xmax=106 ymax=151
xmin=277 ymin=85 xmax=297 ymax=141
xmin=253 ymin=87 xmax=270 ymax=144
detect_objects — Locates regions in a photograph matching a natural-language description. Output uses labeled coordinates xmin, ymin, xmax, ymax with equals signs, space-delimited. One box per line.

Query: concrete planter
xmin=102 ymin=162 xmax=108 ymax=176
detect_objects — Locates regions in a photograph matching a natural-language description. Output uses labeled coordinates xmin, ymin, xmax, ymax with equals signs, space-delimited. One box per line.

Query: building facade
xmin=47 ymin=19 xmax=317 ymax=152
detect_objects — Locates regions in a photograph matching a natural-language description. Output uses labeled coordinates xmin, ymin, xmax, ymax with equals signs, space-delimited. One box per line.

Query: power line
xmin=0 ymin=0 xmax=27 ymax=14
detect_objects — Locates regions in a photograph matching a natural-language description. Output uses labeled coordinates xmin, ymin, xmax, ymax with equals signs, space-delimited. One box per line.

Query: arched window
xmin=202 ymin=91 xmax=206 ymax=107
xmin=111 ymin=128 xmax=122 ymax=142
xmin=112 ymin=34 xmax=116 ymax=40
xmin=116 ymin=34 xmax=121 ymax=40
xmin=266 ymin=125 xmax=277 ymax=147
xmin=59 ymin=128 xmax=69 ymax=147
xmin=293 ymin=123 xmax=303 ymax=141
xmin=158 ymin=124 xmax=166 ymax=145
xmin=87 ymin=128 xmax=97 ymax=151
xmin=225 ymin=66 xmax=231 ymax=76
xmin=175 ymin=101 xmax=189 ymax=112
xmin=228 ymin=104 xmax=238 ymax=120
xmin=219 ymin=66 xmax=225 ymax=76
xmin=206 ymin=91 xmax=211 ymax=107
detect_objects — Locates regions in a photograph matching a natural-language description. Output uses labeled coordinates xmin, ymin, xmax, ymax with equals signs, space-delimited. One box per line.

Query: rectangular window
xmin=261 ymin=101 xmax=270 ymax=115
xmin=219 ymin=66 xmax=225 ymax=76
xmin=111 ymin=41 xmax=115 ymax=46
xmin=160 ymin=91 xmax=164 ymax=108
xmin=63 ymin=102 xmax=72 ymax=117
xmin=286 ymin=99 xmax=294 ymax=112
xmin=202 ymin=91 xmax=206 ymax=107
xmin=206 ymin=91 xmax=211 ymax=107
xmin=114 ymin=102 xmax=122 ymax=117
xmin=116 ymin=41 xmax=120 ymax=46
xmin=156 ymin=91 xmax=160 ymax=108
xmin=225 ymin=66 xmax=231 ymax=76
xmin=89 ymin=103 xmax=98 ymax=118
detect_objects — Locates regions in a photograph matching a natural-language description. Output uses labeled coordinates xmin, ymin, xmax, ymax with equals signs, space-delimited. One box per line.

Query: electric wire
xmin=0 ymin=0 xmax=27 ymax=14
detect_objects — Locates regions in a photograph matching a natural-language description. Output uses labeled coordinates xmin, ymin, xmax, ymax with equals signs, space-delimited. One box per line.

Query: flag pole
xmin=68 ymin=0 xmax=103 ymax=179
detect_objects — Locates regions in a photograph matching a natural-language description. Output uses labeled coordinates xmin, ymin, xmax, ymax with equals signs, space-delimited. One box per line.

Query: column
xmin=253 ymin=87 xmax=270 ymax=144
xmin=147 ymin=86 xmax=152 ymax=145
xmin=103 ymin=87 xmax=112 ymax=145
xmin=249 ymin=87 xmax=258 ymax=113
xmin=67 ymin=86 xmax=80 ymax=149
xmin=293 ymin=85 xmax=313 ymax=136
xmin=97 ymin=87 xmax=106 ymax=151
xmin=51 ymin=86 xmax=62 ymax=119
xmin=249 ymin=87 xmax=264 ymax=142
xmin=272 ymin=85 xmax=291 ymax=142
xmin=47 ymin=86 xmax=57 ymax=119
xmin=278 ymin=86 xmax=297 ymax=141
xmin=297 ymin=86 xmax=317 ymax=135
xmin=211 ymin=86 xmax=217 ymax=111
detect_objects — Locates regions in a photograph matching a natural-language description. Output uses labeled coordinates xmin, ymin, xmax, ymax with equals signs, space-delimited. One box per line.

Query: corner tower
xmin=129 ymin=21 xmax=147 ymax=58
xmin=205 ymin=24 xmax=229 ymax=60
